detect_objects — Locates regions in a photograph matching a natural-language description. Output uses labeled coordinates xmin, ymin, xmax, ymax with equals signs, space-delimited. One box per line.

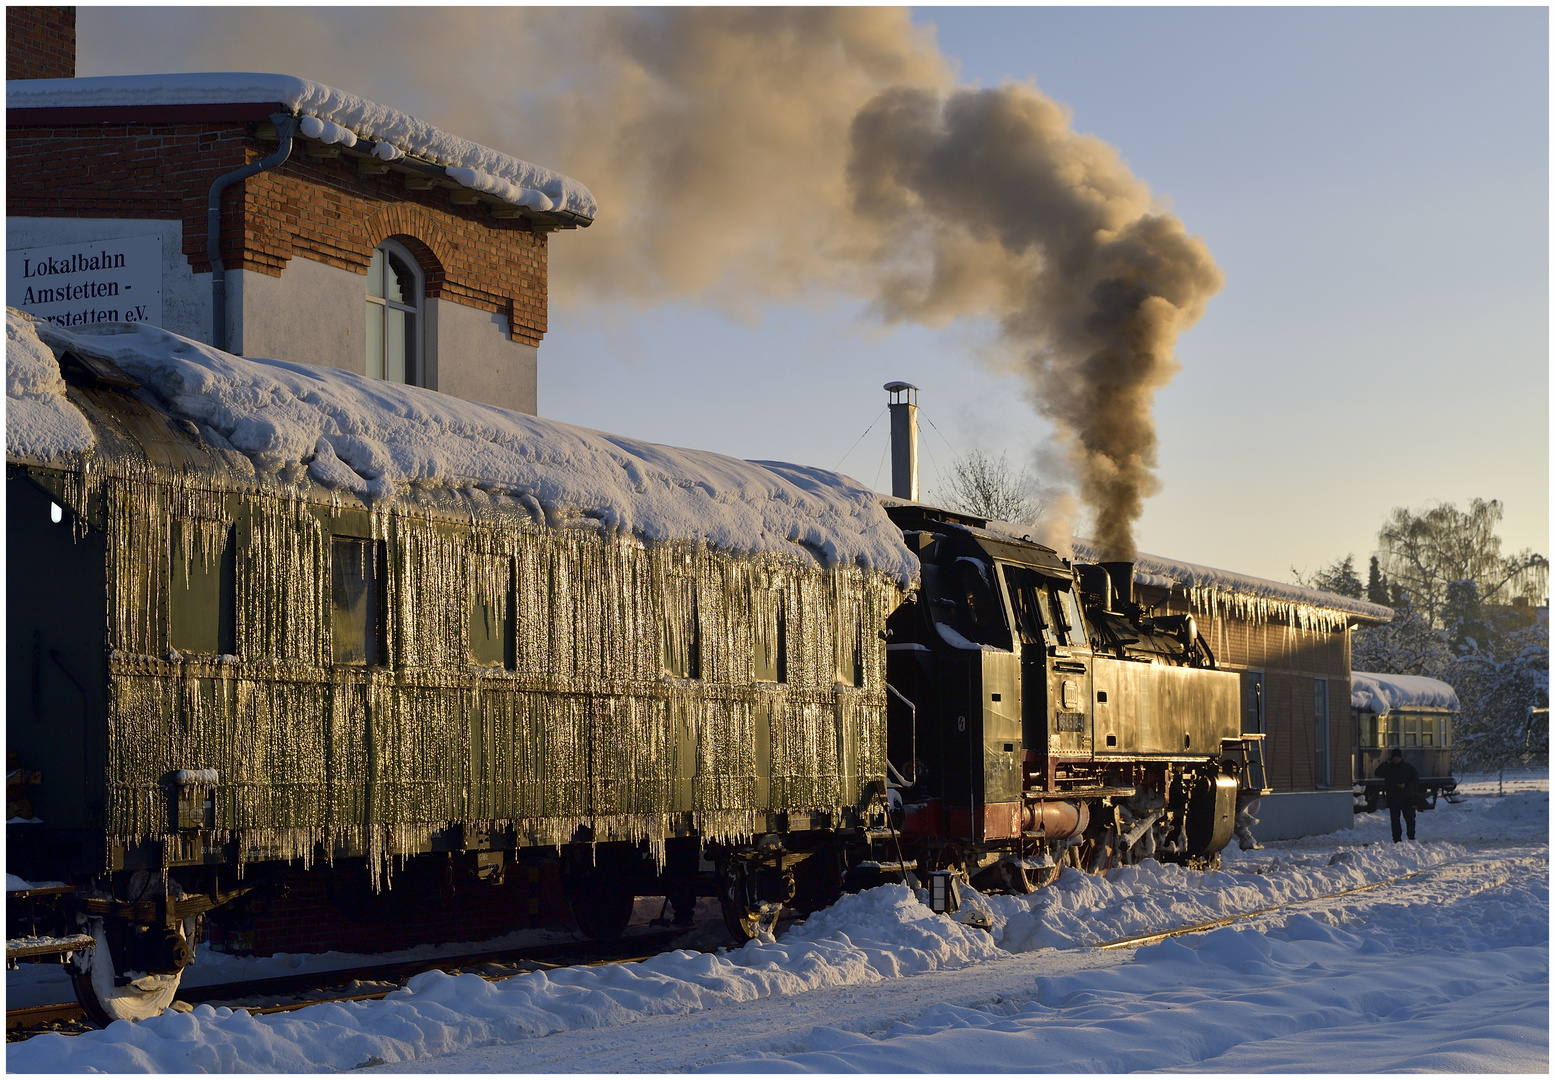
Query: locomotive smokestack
xmin=885 ymin=381 xmax=919 ymax=501
xmin=1101 ymin=562 xmax=1135 ymax=610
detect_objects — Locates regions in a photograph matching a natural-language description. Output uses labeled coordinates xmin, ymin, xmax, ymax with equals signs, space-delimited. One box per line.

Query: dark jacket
xmin=1375 ymin=757 xmax=1420 ymax=804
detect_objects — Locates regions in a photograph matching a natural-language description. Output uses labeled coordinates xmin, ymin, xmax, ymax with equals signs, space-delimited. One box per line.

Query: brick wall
xmin=7 ymin=7 xmax=75 ymax=81
xmin=6 ymin=120 xmax=550 ymax=346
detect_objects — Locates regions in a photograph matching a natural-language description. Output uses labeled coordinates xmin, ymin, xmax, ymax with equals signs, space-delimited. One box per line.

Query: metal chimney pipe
xmin=885 ymin=381 xmax=919 ymax=501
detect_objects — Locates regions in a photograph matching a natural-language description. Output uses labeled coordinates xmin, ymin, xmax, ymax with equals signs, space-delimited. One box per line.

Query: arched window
xmin=365 ymin=239 xmax=423 ymax=385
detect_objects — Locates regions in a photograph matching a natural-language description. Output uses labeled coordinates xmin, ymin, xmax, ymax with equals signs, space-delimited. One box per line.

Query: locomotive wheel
xmin=720 ymin=860 xmax=793 ymax=943
xmin=70 ymin=917 xmax=186 ymax=1025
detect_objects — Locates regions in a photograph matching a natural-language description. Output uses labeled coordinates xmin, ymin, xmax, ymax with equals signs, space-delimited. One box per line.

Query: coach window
xmin=836 ymin=613 xmax=864 ymax=687
xmin=332 ymin=536 xmax=385 ymax=665
xmin=754 ymin=587 xmax=787 ymax=683
xmin=169 ymin=521 xmax=236 ymax=655
xmin=663 ymin=578 xmax=702 ymax=680
xmin=365 ymin=240 xmax=423 ymax=385
xmin=470 ymin=556 xmax=515 ymax=670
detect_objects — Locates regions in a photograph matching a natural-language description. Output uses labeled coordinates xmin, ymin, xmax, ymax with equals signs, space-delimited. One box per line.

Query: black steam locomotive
xmin=7 ymin=335 xmax=1266 ymax=1024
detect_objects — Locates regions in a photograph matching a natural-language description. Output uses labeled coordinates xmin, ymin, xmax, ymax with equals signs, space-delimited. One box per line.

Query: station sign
xmin=7 ymin=234 xmax=163 ymax=328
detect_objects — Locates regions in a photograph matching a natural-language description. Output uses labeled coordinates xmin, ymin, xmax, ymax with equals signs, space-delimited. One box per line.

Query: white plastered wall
xmin=238 ymin=255 xmax=537 ymax=414
xmin=426 ymin=298 xmax=538 ymax=416
xmin=5 ymin=217 xmax=210 ymax=340
xmin=229 ymin=257 xmax=364 ymax=374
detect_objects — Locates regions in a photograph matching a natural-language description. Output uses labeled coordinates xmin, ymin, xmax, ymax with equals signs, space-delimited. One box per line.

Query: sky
xmin=73 ymin=6 xmax=1549 ymax=585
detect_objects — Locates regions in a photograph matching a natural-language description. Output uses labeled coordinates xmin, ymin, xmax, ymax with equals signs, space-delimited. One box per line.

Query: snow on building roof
xmin=5 ymin=311 xmax=917 ymax=587
xmin=6 ymin=73 xmax=596 ymax=221
xmin=1069 ymin=539 xmax=1394 ymax=631
xmin=1351 ymin=671 xmax=1461 ymax=714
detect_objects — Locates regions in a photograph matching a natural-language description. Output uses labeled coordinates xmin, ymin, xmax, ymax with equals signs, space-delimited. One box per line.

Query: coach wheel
xmin=69 ymin=872 xmax=197 ymax=1025
xmin=720 ymin=859 xmax=794 ymax=943
xmin=69 ymin=914 xmax=192 ymax=1025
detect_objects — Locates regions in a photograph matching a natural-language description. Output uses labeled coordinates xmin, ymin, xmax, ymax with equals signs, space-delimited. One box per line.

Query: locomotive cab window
xmin=332 ymin=536 xmax=385 ymax=666
xmin=169 ymin=521 xmax=236 ymax=655
xmin=753 ymin=587 xmax=787 ymax=683
xmin=948 ymin=557 xmax=1012 ymax=651
xmin=1001 ymin=564 xmax=1056 ymax=647
xmin=1054 ymin=584 xmax=1088 ymax=647
xmin=663 ymin=578 xmax=701 ymax=679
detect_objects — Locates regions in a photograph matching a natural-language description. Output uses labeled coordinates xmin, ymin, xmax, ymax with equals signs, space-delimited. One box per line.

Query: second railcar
xmin=1351 ymin=670 xmax=1460 ymax=811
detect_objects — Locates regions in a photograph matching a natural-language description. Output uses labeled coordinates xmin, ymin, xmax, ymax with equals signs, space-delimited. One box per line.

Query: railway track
xmin=1094 ymin=869 xmax=1431 ymax=950
xmin=6 ymin=928 xmax=685 ymax=1041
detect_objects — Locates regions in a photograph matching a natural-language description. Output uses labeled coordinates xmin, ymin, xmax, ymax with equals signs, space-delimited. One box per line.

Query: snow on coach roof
xmin=5 ymin=311 xmax=917 ymax=586
xmin=1068 ymin=539 xmax=1394 ymax=630
xmin=1351 ymin=672 xmax=1461 ymax=715
xmin=5 ymin=73 xmax=596 ymax=221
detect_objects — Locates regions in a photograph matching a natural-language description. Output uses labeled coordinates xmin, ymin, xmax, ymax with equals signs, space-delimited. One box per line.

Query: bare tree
xmin=941 ymin=450 xmax=1043 ymax=524
xmin=1376 ymin=499 xmax=1548 ymax=629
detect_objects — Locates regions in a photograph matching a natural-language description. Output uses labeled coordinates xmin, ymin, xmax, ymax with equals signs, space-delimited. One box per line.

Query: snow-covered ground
xmin=10 ymin=775 xmax=1547 ymax=1073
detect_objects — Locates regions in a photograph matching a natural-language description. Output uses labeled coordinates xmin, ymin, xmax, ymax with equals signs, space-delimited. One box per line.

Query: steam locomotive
xmin=6 ymin=328 xmax=1266 ymax=1024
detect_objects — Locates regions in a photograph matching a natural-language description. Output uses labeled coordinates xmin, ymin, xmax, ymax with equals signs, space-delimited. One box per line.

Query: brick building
xmin=1073 ymin=540 xmax=1393 ymax=839
xmin=6 ymin=9 xmax=593 ymax=415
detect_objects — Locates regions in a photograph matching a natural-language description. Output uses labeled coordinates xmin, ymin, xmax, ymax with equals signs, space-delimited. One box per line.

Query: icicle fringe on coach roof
xmin=1070 ymin=539 xmax=1393 ymax=630
xmin=7 ymin=310 xmax=902 ymax=890
xmin=8 ymin=311 xmax=917 ymax=589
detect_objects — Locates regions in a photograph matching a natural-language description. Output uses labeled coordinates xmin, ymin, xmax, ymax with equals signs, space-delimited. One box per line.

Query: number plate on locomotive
xmin=1055 ymin=711 xmax=1086 ymax=732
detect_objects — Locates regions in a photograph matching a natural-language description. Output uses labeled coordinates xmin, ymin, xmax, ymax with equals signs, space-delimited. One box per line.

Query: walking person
xmin=1375 ymin=748 xmax=1420 ymax=842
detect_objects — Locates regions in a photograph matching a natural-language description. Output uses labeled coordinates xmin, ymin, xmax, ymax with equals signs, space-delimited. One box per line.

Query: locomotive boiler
xmin=6 ymin=314 xmax=1267 ymax=1025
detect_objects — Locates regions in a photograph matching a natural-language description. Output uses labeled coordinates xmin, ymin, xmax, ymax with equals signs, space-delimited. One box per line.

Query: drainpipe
xmin=209 ymin=113 xmax=300 ymax=352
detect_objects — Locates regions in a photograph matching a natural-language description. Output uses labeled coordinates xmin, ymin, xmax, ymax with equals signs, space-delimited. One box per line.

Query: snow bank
xmin=6 ymin=74 xmax=595 ymax=221
xmin=7 ymin=887 xmax=998 ymax=1073
xmin=5 ymin=311 xmax=94 ymax=459
xmin=5 ymin=311 xmax=918 ymax=586
xmin=728 ymin=892 xmax=1547 ymax=1074
xmin=1352 ymin=670 xmax=1461 ymax=714
xmin=7 ymin=787 xmax=1545 ymax=1072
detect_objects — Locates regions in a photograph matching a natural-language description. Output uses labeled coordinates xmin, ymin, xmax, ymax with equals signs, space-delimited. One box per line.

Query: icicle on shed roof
xmin=6 ymin=73 xmax=596 ymax=222
xmin=1351 ymin=671 xmax=1461 ymax=715
xmin=1069 ymin=539 xmax=1394 ymax=631
xmin=5 ymin=311 xmax=918 ymax=587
